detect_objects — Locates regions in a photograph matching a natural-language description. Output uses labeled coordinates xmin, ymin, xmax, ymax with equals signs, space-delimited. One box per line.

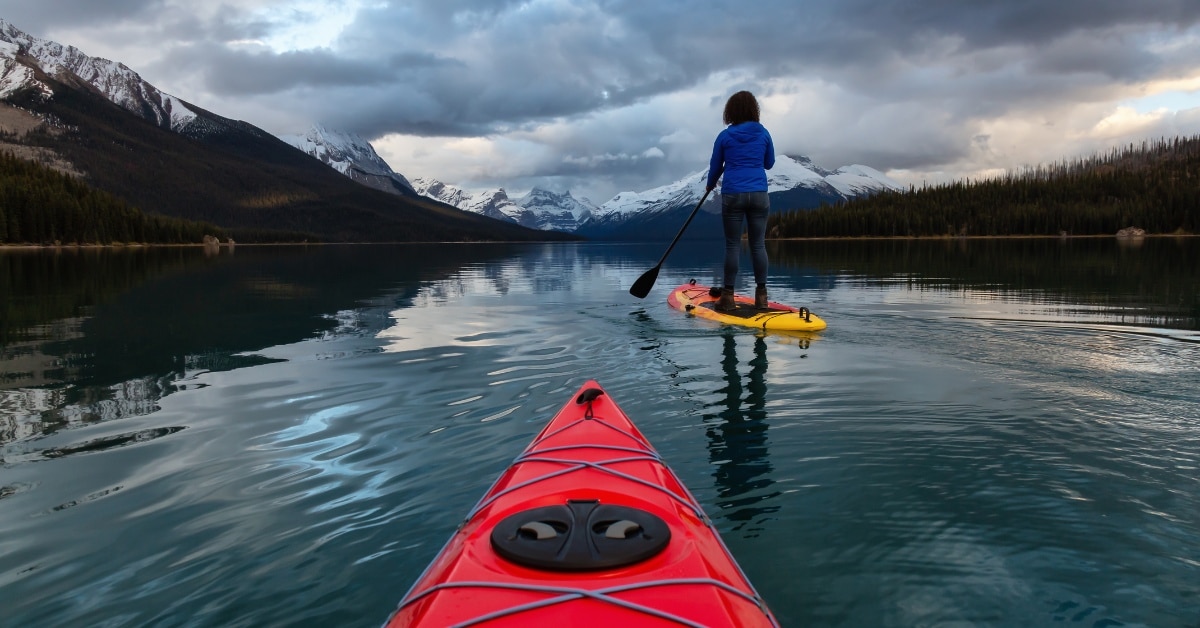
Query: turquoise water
xmin=1 ymin=239 xmax=1198 ymax=626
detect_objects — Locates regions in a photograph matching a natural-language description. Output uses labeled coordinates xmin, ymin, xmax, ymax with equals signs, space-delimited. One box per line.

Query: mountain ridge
xmin=411 ymin=178 xmax=598 ymax=232
xmin=279 ymin=125 xmax=417 ymax=197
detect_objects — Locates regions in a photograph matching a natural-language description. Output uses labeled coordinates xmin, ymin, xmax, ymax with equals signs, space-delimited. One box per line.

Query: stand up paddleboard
xmin=667 ymin=280 xmax=827 ymax=332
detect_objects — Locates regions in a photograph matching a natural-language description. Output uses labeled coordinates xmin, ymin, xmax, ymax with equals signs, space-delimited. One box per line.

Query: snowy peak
xmin=280 ymin=125 xmax=414 ymax=194
xmin=413 ymin=178 xmax=525 ymax=223
xmin=597 ymin=154 xmax=901 ymax=218
xmin=515 ymin=187 xmax=597 ymax=231
xmin=465 ymin=188 xmax=521 ymax=218
xmin=783 ymin=154 xmax=833 ymax=177
xmin=0 ymin=19 xmax=196 ymax=130
xmin=766 ymin=155 xmax=833 ymax=192
xmin=594 ymin=170 xmax=708 ymax=219
xmin=411 ymin=180 xmax=594 ymax=232
xmin=773 ymin=155 xmax=900 ymax=196
xmin=825 ymin=164 xmax=902 ymax=196
xmin=411 ymin=177 xmax=474 ymax=208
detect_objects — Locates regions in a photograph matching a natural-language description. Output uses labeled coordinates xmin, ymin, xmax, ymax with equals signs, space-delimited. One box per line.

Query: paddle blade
xmin=628 ymin=266 xmax=660 ymax=299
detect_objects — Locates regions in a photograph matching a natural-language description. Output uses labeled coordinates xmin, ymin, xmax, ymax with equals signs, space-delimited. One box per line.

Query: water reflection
xmin=0 ymin=244 xmax=530 ymax=453
xmin=766 ymin=237 xmax=1200 ymax=330
xmin=705 ymin=333 xmax=780 ymax=535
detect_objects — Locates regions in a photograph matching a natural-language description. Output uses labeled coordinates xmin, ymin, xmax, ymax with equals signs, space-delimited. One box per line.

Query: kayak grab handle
xmin=576 ymin=388 xmax=605 ymax=405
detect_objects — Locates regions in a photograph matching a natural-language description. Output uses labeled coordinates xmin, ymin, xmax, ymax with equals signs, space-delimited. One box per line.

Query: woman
xmin=706 ymin=90 xmax=775 ymax=311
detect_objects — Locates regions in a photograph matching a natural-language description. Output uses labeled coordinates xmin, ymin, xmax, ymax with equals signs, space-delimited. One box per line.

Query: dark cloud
xmin=208 ymin=48 xmax=396 ymax=93
xmin=313 ymin=0 xmax=1200 ymax=139
xmin=824 ymin=0 xmax=1200 ymax=54
xmin=0 ymin=0 xmax=165 ymax=32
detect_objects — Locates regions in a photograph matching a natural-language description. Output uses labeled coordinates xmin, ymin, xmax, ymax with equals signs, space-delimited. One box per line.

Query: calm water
xmin=1 ymin=239 xmax=1198 ymax=627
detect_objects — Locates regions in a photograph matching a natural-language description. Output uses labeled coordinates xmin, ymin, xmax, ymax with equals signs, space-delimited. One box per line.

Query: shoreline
xmin=770 ymin=233 xmax=1196 ymax=241
xmin=0 ymin=233 xmax=1195 ymax=250
xmin=0 ymin=239 xmax=578 ymax=250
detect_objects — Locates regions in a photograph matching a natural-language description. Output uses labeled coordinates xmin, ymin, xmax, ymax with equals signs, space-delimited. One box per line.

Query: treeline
xmin=771 ymin=135 xmax=1200 ymax=238
xmin=0 ymin=151 xmax=226 ymax=245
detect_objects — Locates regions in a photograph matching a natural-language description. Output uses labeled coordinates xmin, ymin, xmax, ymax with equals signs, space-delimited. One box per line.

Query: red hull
xmin=387 ymin=380 xmax=777 ymax=627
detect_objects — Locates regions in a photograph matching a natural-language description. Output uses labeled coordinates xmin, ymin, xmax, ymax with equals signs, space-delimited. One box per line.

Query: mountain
xmin=411 ymin=153 xmax=895 ymax=239
xmin=0 ymin=19 xmax=566 ymax=243
xmin=412 ymin=178 xmax=525 ymax=223
xmin=515 ymin=188 xmax=597 ymax=232
xmin=279 ymin=125 xmax=416 ymax=197
xmin=0 ymin=20 xmax=195 ymax=131
xmin=411 ymin=178 xmax=597 ymax=232
xmin=409 ymin=177 xmax=475 ymax=210
xmin=578 ymin=155 xmax=902 ymax=240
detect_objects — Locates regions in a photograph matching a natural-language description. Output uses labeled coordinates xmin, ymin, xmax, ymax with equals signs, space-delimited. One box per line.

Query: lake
xmin=1 ymin=238 xmax=1198 ymax=627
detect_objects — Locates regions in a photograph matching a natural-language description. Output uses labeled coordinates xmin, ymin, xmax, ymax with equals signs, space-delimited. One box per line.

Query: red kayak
xmin=387 ymin=380 xmax=778 ymax=627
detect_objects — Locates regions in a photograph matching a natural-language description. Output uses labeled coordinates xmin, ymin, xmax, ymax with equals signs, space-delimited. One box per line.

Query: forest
xmin=0 ymin=151 xmax=226 ymax=245
xmin=770 ymin=135 xmax=1199 ymax=238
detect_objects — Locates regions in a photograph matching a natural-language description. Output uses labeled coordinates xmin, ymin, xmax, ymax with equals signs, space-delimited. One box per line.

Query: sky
xmin=3 ymin=0 xmax=1200 ymax=204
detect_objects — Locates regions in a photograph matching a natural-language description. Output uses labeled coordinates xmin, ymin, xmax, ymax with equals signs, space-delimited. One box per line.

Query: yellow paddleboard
xmin=667 ymin=280 xmax=827 ymax=332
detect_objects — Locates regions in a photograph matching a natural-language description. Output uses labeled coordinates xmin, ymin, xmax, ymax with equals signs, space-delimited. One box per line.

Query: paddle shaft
xmin=652 ymin=188 xmax=711 ymax=269
xmin=628 ymin=189 xmax=712 ymax=298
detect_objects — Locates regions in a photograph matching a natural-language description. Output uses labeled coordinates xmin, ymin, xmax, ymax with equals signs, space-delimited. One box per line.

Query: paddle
xmin=628 ymin=189 xmax=712 ymax=299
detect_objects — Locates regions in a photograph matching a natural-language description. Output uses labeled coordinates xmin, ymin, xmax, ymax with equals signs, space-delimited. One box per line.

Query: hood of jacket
xmin=726 ymin=121 xmax=767 ymax=143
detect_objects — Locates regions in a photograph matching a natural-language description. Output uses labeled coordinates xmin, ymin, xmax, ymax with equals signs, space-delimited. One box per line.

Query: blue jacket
xmin=707 ymin=121 xmax=775 ymax=193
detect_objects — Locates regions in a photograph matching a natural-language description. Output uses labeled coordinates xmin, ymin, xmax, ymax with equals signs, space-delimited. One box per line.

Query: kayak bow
xmin=387 ymin=381 xmax=778 ymax=627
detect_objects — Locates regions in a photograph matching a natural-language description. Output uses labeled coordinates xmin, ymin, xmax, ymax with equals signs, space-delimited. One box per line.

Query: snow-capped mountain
xmin=0 ymin=19 xmax=196 ymax=131
xmin=280 ymin=125 xmax=415 ymax=196
xmin=514 ymin=188 xmax=597 ymax=231
xmin=413 ymin=178 xmax=526 ymax=223
xmin=411 ymin=177 xmax=474 ymax=209
xmin=594 ymin=154 xmax=898 ymax=220
xmin=411 ymin=179 xmax=597 ymax=232
xmin=465 ymin=188 xmax=527 ymax=223
xmin=579 ymin=154 xmax=902 ymax=239
xmin=779 ymin=154 xmax=900 ymax=197
xmin=591 ymin=171 xmax=710 ymax=222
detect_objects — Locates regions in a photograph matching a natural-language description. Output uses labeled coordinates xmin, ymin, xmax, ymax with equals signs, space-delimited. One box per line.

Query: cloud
xmin=0 ymin=0 xmax=164 ymax=31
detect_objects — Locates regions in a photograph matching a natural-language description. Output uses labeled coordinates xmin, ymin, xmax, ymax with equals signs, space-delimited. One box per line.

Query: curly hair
xmin=723 ymin=90 xmax=760 ymax=125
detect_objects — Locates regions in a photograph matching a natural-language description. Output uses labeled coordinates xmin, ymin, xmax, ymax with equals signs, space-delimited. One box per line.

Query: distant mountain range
xmin=0 ymin=19 xmax=562 ymax=243
xmin=401 ymin=154 xmax=900 ymax=239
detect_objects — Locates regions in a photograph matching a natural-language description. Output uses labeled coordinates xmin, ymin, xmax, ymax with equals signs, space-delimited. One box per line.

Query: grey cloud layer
xmin=252 ymin=2 xmax=1199 ymax=135
xmin=10 ymin=1 xmax=1199 ymax=118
